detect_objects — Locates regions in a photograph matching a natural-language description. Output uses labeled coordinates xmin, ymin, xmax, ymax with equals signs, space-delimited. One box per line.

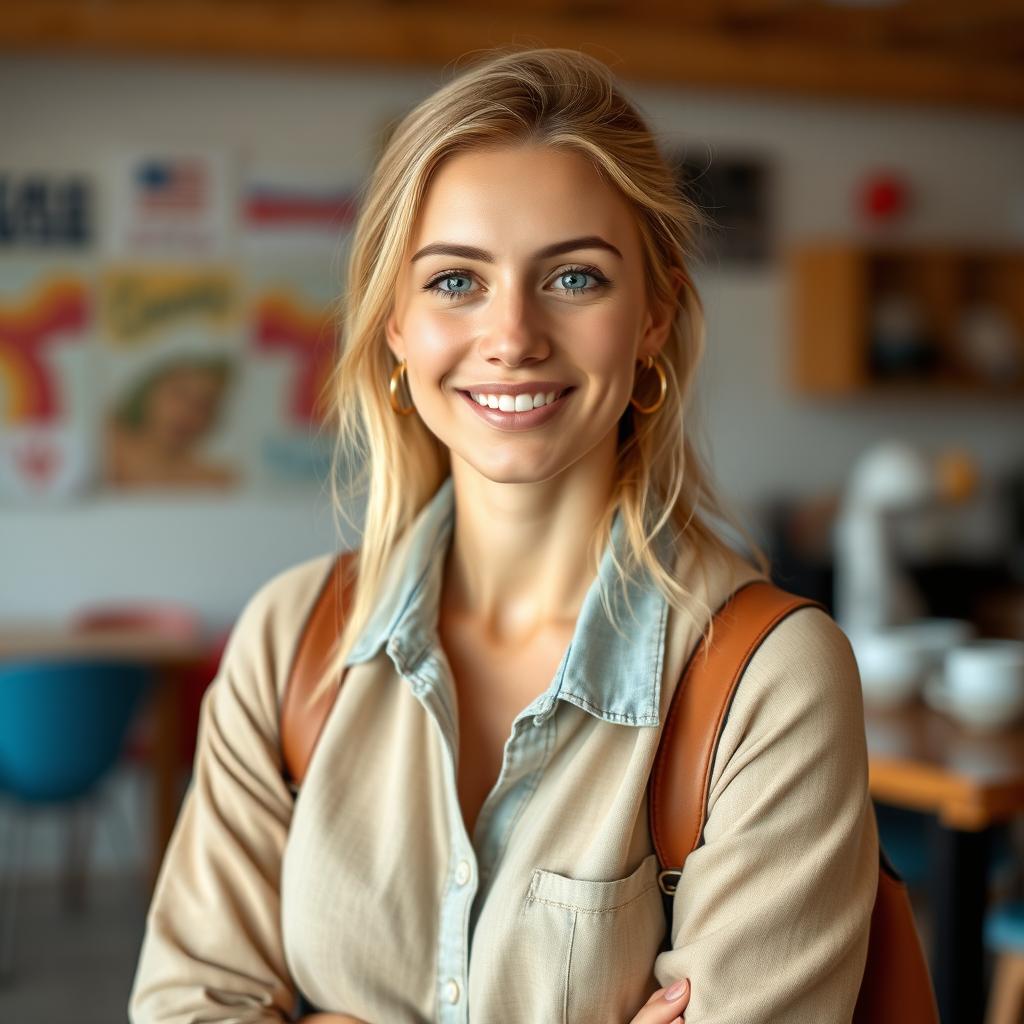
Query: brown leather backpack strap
xmin=649 ymin=579 xmax=825 ymax=893
xmin=280 ymin=549 xmax=359 ymax=791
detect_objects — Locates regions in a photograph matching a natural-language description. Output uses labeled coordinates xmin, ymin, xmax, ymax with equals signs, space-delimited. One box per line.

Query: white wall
xmin=0 ymin=490 xmax=354 ymax=625
xmin=2 ymin=55 xmax=1023 ymax=625
xmin=646 ymin=87 xmax=1024 ymax=507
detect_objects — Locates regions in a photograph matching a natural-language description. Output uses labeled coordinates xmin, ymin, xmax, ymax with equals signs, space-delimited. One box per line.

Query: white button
xmin=444 ymin=978 xmax=461 ymax=1004
xmin=455 ymin=860 xmax=472 ymax=886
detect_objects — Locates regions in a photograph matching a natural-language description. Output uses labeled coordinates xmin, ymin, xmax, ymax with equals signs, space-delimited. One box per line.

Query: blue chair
xmin=0 ymin=660 xmax=152 ymax=981
xmin=984 ymin=901 xmax=1024 ymax=1024
xmin=874 ymin=803 xmax=932 ymax=887
xmin=874 ymin=802 xmax=1017 ymax=890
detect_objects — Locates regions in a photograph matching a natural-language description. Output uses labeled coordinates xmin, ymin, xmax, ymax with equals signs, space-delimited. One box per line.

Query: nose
xmin=476 ymin=278 xmax=551 ymax=367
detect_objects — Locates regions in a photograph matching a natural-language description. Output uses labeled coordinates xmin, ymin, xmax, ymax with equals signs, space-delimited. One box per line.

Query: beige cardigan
xmin=129 ymin=479 xmax=878 ymax=1023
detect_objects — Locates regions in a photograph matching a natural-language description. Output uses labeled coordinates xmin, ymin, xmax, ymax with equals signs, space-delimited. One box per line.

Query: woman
xmin=129 ymin=47 xmax=877 ymax=1024
xmin=106 ymin=354 xmax=237 ymax=488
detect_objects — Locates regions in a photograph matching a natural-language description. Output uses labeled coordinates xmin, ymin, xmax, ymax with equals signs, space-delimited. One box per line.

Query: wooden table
xmin=0 ymin=626 xmax=216 ymax=888
xmin=865 ymin=700 xmax=1024 ymax=1024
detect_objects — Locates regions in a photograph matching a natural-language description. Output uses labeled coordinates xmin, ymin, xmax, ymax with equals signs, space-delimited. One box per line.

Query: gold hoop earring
xmin=629 ymin=354 xmax=668 ymax=414
xmin=389 ymin=360 xmax=415 ymax=416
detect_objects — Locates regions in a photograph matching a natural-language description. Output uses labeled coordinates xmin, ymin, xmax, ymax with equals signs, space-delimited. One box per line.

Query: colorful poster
xmin=98 ymin=266 xmax=244 ymax=490
xmin=100 ymin=266 xmax=237 ymax=348
xmin=243 ymin=261 xmax=339 ymax=488
xmin=0 ymin=153 xmax=368 ymax=497
xmin=107 ymin=151 xmax=232 ymax=260
xmin=0 ymin=263 xmax=94 ymax=499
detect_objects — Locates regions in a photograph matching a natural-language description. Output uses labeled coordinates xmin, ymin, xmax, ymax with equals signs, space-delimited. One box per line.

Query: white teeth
xmin=469 ymin=389 xmax=565 ymax=410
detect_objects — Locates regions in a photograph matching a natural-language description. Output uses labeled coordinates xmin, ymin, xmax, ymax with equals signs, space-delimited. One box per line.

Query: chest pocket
xmin=521 ymin=852 xmax=666 ymax=1023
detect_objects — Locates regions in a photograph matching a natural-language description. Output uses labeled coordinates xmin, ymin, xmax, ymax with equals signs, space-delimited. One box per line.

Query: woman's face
xmin=144 ymin=366 xmax=226 ymax=452
xmin=386 ymin=144 xmax=673 ymax=485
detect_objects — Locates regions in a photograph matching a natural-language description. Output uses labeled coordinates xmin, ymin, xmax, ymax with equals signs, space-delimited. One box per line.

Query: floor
xmin=0 ymin=871 xmax=149 ymax=1024
xmin=0 ymin=765 xmax=152 ymax=1024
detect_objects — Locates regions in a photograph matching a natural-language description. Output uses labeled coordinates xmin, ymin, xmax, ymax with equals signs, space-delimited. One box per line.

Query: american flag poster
xmin=107 ymin=150 xmax=231 ymax=260
xmin=137 ymin=160 xmax=206 ymax=212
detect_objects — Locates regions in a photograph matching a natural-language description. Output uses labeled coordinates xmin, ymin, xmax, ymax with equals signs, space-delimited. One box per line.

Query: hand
xmin=627 ymin=978 xmax=691 ymax=1024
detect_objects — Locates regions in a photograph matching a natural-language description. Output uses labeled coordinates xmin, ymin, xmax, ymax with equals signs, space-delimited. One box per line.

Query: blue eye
xmin=423 ymin=263 xmax=609 ymax=302
xmin=555 ymin=268 xmax=601 ymax=295
xmin=427 ymin=273 xmax=475 ymax=301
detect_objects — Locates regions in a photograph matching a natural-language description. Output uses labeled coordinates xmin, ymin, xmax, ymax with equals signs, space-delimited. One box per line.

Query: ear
xmin=638 ymin=267 xmax=686 ymax=361
xmin=384 ymin=310 xmax=405 ymax=362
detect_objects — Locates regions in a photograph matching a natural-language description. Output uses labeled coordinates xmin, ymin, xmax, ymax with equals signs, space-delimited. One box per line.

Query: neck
xmin=443 ymin=431 xmax=618 ymax=643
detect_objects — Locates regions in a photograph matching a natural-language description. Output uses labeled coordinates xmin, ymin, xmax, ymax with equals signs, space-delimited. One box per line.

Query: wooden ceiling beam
xmin=757 ymin=5 xmax=1024 ymax=45
xmin=1 ymin=0 xmax=1021 ymax=113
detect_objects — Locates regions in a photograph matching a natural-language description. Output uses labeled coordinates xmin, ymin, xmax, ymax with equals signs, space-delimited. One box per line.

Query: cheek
xmin=404 ymin=310 xmax=470 ymax=383
xmin=580 ymin=314 xmax=639 ymax=391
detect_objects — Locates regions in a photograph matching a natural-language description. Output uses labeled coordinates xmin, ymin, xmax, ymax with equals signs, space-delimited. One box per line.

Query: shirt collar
xmin=345 ymin=475 xmax=671 ymax=727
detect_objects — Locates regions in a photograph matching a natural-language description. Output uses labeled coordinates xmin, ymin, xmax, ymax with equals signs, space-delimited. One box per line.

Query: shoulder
xmin=710 ymin=602 xmax=868 ymax=799
xmin=668 ymin=530 xmax=861 ymax=715
xmin=740 ymin=603 xmax=862 ymax=721
xmin=673 ymin=521 xmax=860 ymax=716
xmin=221 ymin=552 xmax=340 ymax=705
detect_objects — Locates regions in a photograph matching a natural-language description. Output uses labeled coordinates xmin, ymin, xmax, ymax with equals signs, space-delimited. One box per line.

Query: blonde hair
xmin=317 ymin=46 xmax=769 ymax=699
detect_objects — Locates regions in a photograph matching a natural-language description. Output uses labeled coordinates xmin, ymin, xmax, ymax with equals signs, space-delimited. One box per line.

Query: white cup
xmin=890 ymin=618 xmax=975 ymax=690
xmin=943 ymin=640 xmax=1024 ymax=729
xmin=849 ymin=628 xmax=929 ymax=708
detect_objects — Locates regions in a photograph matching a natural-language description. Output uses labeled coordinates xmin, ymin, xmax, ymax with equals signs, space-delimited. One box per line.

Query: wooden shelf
xmin=788 ymin=241 xmax=1024 ymax=398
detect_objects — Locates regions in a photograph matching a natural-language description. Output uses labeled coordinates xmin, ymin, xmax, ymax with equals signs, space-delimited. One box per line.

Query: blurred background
xmin=1 ymin=2 xmax=1023 ymax=1023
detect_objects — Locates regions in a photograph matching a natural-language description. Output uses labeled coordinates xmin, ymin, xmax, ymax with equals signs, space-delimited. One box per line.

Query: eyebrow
xmin=410 ymin=235 xmax=623 ymax=264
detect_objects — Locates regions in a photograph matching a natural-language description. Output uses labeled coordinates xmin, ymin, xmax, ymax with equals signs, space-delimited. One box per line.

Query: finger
xmin=635 ymin=979 xmax=690 ymax=1021
xmin=642 ymin=979 xmax=690 ymax=1007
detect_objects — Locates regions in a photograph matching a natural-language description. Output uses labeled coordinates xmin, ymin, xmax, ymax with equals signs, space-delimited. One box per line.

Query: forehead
xmin=410 ymin=145 xmax=641 ymax=254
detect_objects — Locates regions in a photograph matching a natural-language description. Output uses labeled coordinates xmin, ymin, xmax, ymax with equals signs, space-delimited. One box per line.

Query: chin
xmin=453 ymin=449 xmax=568 ymax=486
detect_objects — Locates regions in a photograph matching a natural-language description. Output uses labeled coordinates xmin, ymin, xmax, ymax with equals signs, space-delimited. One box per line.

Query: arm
xmin=653 ymin=607 xmax=878 ymax=1024
xmin=129 ymin=564 xmax=327 ymax=1022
